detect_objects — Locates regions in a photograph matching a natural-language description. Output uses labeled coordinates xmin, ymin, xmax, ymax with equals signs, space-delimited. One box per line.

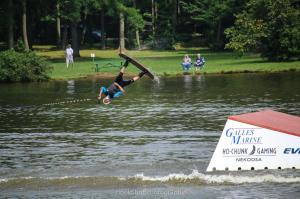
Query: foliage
xmin=225 ymin=0 xmax=300 ymax=61
xmin=225 ymin=13 xmax=267 ymax=56
xmin=180 ymin=0 xmax=245 ymax=50
xmin=153 ymin=19 xmax=175 ymax=50
xmin=151 ymin=0 xmax=176 ymax=50
xmin=126 ymin=7 xmax=144 ymax=31
xmin=61 ymin=0 xmax=82 ymax=22
xmin=14 ymin=39 xmax=27 ymax=53
xmin=1 ymin=0 xmax=299 ymax=60
xmin=0 ymin=48 xmax=51 ymax=82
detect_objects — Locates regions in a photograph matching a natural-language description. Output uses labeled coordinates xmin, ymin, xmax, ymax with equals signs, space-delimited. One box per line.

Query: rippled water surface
xmin=0 ymin=73 xmax=300 ymax=198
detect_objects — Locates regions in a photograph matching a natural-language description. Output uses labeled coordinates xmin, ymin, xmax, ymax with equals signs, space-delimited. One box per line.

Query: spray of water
xmin=153 ymin=74 xmax=160 ymax=85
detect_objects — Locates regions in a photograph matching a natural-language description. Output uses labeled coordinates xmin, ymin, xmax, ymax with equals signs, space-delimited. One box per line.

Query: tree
xmin=22 ymin=0 xmax=29 ymax=50
xmin=38 ymin=0 xmax=64 ymax=48
xmin=225 ymin=0 xmax=300 ymax=60
xmin=105 ymin=0 xmax=144 ymax=50
xmin=133 ymin=0 xmax=141 ymax=49
xmin=7 ymin=0 xmax=14 ymax=49
xmin=180 ymin=0 xmax=245 ymax=50
xmin=61 ymin=0 xmax=82 ymax=57
xmin=56 ymin=1 xmax=61 ymax=47
xmin=151 ymin=0 xmax=157 ymax=38
xmin=171 ymin=0 xmax=179 ymax=33
xmin=224 ymin=13 xmax=266 ymax=55
xmin=101 ymin=10 xmax=106 ymax=49
xmin=83 ymin=0 xmax=106 ymax=49
xmin=126 ymin=6 xmax=144 ymax=49
xmin=152 ymin=0 xmax=176 ymax=49
xmin=119 ymin=12 xmax=125 ymax=50
xmin=80 ymin=0 xmax=102 ymax=45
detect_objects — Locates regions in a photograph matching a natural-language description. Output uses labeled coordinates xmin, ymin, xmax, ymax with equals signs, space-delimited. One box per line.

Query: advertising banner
xmin=207 ymin=119 xmax=300 ymax=171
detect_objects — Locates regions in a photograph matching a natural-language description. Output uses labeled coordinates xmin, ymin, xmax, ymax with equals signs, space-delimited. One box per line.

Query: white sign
xmin=91 ymin=53 xmax=95 ymax=58
xmin=206 ymin=119 xmax=300 ymax=171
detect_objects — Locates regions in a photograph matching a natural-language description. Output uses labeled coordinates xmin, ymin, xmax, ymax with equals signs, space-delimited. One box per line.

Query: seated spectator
xmin=194 ymin=53 xmax=205 ymax=70
xmin=182 ymin=54 xmax=192 ymax=71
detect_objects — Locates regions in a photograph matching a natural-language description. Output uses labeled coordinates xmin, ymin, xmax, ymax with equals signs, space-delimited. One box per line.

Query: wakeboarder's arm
xmin=114 ymin=82 xmax=125 ymax=93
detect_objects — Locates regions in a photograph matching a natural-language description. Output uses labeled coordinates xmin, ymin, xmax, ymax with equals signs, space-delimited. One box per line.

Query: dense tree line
xmin=225 ymin=0 xmax=300 ymax=61
xmin=0 ymin=0 xmax=299 ymax=60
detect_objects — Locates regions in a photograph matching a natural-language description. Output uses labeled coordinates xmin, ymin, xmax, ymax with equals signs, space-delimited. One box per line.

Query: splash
xmin=1 ymin=170 xmax=300 ymax=188
xmin=126 ymin=170 xmax=300 ymax=184
xmin=153 ymin=75 xmax=160 ymax=84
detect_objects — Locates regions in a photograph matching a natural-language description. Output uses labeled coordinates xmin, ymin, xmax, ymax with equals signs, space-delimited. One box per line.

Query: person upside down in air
xmin=97 ymin=59 xmax=148 ymax=105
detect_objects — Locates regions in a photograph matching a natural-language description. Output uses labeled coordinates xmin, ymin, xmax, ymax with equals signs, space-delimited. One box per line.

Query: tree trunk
xmin=217 ymin=21 xmax=222 ymax=43
xmin=155 ymin=2 xmax=158 ymax=21
xmin=28 ymin=4 xmax=34 ymax=50
xmin=8 ymin=0 xmax=14 ymax=49
xmin=81 ymin=6 xmax=88 ymax=45
xmin=172 ymin=0 xmax=178 ymax=32
xmin=133 ymin=0 xmax=141 ymax=50
xmin=22 ymin=0 xmax=29 ymax=50
xmin=101 ymin=10 xmax=106 ymax=50
xmin=119 ymin=12 xmax=125 ymax=51
xmin=135 ymin=30 xmax=141 ymax=50
xmin=216 ymin=20 xmax=222 ymax=49
xmin=71 ymin=22 xmax=80 ymax=57
xmin=152 ymin=0 xmax=158 ymax=46
xmin=151 ymin=0 xmax=155 ymax=36
xmin=56 ymin=2 xmax=61 ymax=48
xmin=62 ymin=24 xmax=68 ymax=49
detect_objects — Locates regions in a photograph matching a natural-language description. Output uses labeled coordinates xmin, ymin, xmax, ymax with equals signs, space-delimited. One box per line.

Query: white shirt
xmin=66 ymin=47 xmax=73 ymax=57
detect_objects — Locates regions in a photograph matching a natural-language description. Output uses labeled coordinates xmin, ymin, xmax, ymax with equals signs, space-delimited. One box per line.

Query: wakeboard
xmin=119 ymin=52 xmax=154 ymax=79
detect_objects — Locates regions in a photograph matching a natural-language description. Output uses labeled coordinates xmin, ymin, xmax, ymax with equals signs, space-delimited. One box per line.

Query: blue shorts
xmin=101 ymin=86 xmax=123 ymax=99
xmin=182 ymin=62 xmax=192 ymax=70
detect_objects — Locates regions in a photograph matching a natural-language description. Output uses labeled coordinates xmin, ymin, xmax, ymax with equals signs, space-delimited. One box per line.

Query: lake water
xmin=0 ymin=72 xmax=300 ymax=198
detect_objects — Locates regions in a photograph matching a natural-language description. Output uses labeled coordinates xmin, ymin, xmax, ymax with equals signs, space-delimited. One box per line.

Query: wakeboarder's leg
xmin=98 ymin=87 xmax=103 ymax=100
xmin=103 ymin=96 xmax=112 ymax=105
xmin=132 ymin=71 xmax=148 ymax=81
xmin=119 ymin=59 xmax=130 ymax=72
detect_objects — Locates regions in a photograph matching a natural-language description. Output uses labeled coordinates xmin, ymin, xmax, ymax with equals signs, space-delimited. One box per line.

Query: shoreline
xmin=38 ymin=47 xmax=300 ymax=81
xmin=49 ymin=68 xmax=300 ymax=81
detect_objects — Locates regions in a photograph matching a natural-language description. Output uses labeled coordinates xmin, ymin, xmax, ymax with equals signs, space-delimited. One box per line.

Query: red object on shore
xmin=229 ymin=109 xmax=300 ymax=137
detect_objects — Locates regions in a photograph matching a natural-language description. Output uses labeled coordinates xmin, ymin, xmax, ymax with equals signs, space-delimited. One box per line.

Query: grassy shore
xmin=34 ymin=45 xmax=300 ymax=80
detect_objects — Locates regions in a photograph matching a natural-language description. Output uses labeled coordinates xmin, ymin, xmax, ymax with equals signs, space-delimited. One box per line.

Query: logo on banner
xmin=283 ymin=148 xmax=300 ymax=154
xmin=236 ymin=157 xmax=262 ymax=162
xmin=222 ymin=128 xmax=277 ymax=162
xmin=222 ymin=145 xmax=276 ymax=156
xmin=225 ymin=128 xmax=262 ymax=145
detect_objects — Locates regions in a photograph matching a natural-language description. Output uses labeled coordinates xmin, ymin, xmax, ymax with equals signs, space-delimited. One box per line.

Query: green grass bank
xmin=34 ymin=46 xmax=300 ymax=80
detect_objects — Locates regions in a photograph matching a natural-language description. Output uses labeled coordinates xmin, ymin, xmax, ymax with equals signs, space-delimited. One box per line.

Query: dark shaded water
xmin=0 ymin=73 xmax=300 ymax=198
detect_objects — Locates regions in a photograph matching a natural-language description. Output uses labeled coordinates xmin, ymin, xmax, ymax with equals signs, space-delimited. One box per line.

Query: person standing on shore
xmin=65 ymin=44 xmax=74 ymax=68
